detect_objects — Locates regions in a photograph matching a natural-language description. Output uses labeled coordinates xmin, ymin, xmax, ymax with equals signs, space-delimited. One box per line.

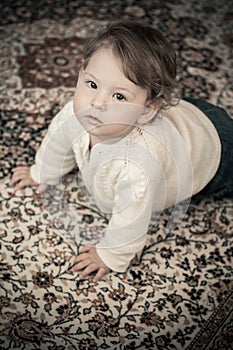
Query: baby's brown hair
xmin=82 ymin=20 xmax=178 ymax=109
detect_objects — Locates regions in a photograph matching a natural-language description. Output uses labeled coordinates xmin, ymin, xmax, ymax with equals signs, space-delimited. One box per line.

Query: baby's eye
xmin=113 ymin=93 xmax=126 ymax=101
xmin=87 ymin=81 xmax=97 ymax=89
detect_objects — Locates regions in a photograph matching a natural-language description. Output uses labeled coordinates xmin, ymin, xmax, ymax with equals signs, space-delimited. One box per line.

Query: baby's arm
xmin=71 ymin=193 xmax=152 ymax=281
xmin=10 ymin=166 xmax=47 ymax=193
xmin=72 ymin=163 xmax=158 ymax=281
xmin=10 ymin=101 xmax=79 ymax=191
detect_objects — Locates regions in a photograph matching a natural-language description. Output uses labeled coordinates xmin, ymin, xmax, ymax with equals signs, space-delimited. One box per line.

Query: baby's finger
xmin=71 ymin=257 xmax=91 ymax=272
xmin=80 ymin=263 xmax=98 ymax=278
xmin=10 ymin=172 xmax=28 ymax=185
xmin=14 ymin=181 xmax=28 ymax=192
xmin=9 ymin=177 xmax=17 ymax=186
xmin=11 ymin=166 xmax=30 ymax=180
xmin=79 ymin=246 xmax=91 ymax=253
xmin=11 ymin=171 xmax=29 ymax=181
xmin=12 ymin=166 xmax=29 ymax=172
xmin=93 ymin=268 xmax=108 ymax=282
xmin=14 ymin=178 xmax=35 ymax=192
xmin=36 ymin=184 xmax=48 ymax=194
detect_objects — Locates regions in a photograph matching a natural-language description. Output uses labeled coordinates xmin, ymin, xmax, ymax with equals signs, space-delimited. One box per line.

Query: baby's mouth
xmin=86 ymin=115 xmax=103 ymax=126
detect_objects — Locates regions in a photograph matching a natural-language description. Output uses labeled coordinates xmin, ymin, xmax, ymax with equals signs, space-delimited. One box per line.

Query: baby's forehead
xmin=89 ymin=43 xmax=118 ymax=62
xmin=85 ymin=46 xmax=126 ymax=78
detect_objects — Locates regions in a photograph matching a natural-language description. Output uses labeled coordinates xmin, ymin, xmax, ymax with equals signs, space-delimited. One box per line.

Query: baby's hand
xmin=72 ymin=246 xmax=110 ymax=282
xmin=10 ymin=166 xmax=47 ymax=193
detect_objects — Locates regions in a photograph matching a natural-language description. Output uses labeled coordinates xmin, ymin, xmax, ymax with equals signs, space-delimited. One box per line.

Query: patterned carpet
xmin=0 ymin=1 xmax=233 ymax=349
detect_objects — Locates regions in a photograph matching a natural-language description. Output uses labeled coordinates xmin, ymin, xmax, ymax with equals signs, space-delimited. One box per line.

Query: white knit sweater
xmin=31 ymin=99 xmax=221 ymax=272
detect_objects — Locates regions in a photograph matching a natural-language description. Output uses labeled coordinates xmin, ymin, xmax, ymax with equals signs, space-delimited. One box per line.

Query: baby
xmin=10 ymin=20 xmax=233 ymax=281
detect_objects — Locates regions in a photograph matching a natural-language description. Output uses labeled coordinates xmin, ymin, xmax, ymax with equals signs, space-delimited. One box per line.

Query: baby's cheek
xmin=105 ymin=103 xmax=144 ymax=125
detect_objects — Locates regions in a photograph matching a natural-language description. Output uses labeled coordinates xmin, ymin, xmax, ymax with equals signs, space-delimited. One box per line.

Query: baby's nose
xmin=91 ymin=93 xmax=107 ymax=110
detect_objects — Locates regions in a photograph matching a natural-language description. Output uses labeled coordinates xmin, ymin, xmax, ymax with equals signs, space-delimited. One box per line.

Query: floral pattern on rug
xmin=17 ymin=37 xmax=86 ymax=89
xmin=0 ymin=175 xmax=232 ymax=349
xmin=0 ymin=0 xmax=233 ymax=349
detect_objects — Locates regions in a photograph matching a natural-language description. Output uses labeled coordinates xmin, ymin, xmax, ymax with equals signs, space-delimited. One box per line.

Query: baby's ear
xmin=137 ymin=101 xmax=160 ymax=125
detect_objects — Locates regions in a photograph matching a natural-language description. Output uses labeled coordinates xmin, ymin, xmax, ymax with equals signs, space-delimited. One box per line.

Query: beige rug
xmin=0 ymin=1 xmax=232 ymax=349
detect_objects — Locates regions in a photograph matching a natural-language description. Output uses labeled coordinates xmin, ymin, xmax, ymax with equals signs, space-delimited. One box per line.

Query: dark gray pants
xmin=183 ymin=97 xmax=233 ymax=199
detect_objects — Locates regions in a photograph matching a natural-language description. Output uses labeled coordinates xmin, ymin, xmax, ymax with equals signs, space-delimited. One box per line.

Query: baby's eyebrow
xmin=84 ymin=72 xmax=98 ymax=81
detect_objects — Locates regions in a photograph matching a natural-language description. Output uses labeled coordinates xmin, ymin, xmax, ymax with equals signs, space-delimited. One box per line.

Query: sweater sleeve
xmin=95 ymin=160 xmax=166 ymax=272
xmin=30 ymin=101 xmax=81 ymax=185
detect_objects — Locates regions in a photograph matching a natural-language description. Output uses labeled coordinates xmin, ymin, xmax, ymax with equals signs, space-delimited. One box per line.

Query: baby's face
xmin=73 ymin=47 xmax=153 ymax=143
